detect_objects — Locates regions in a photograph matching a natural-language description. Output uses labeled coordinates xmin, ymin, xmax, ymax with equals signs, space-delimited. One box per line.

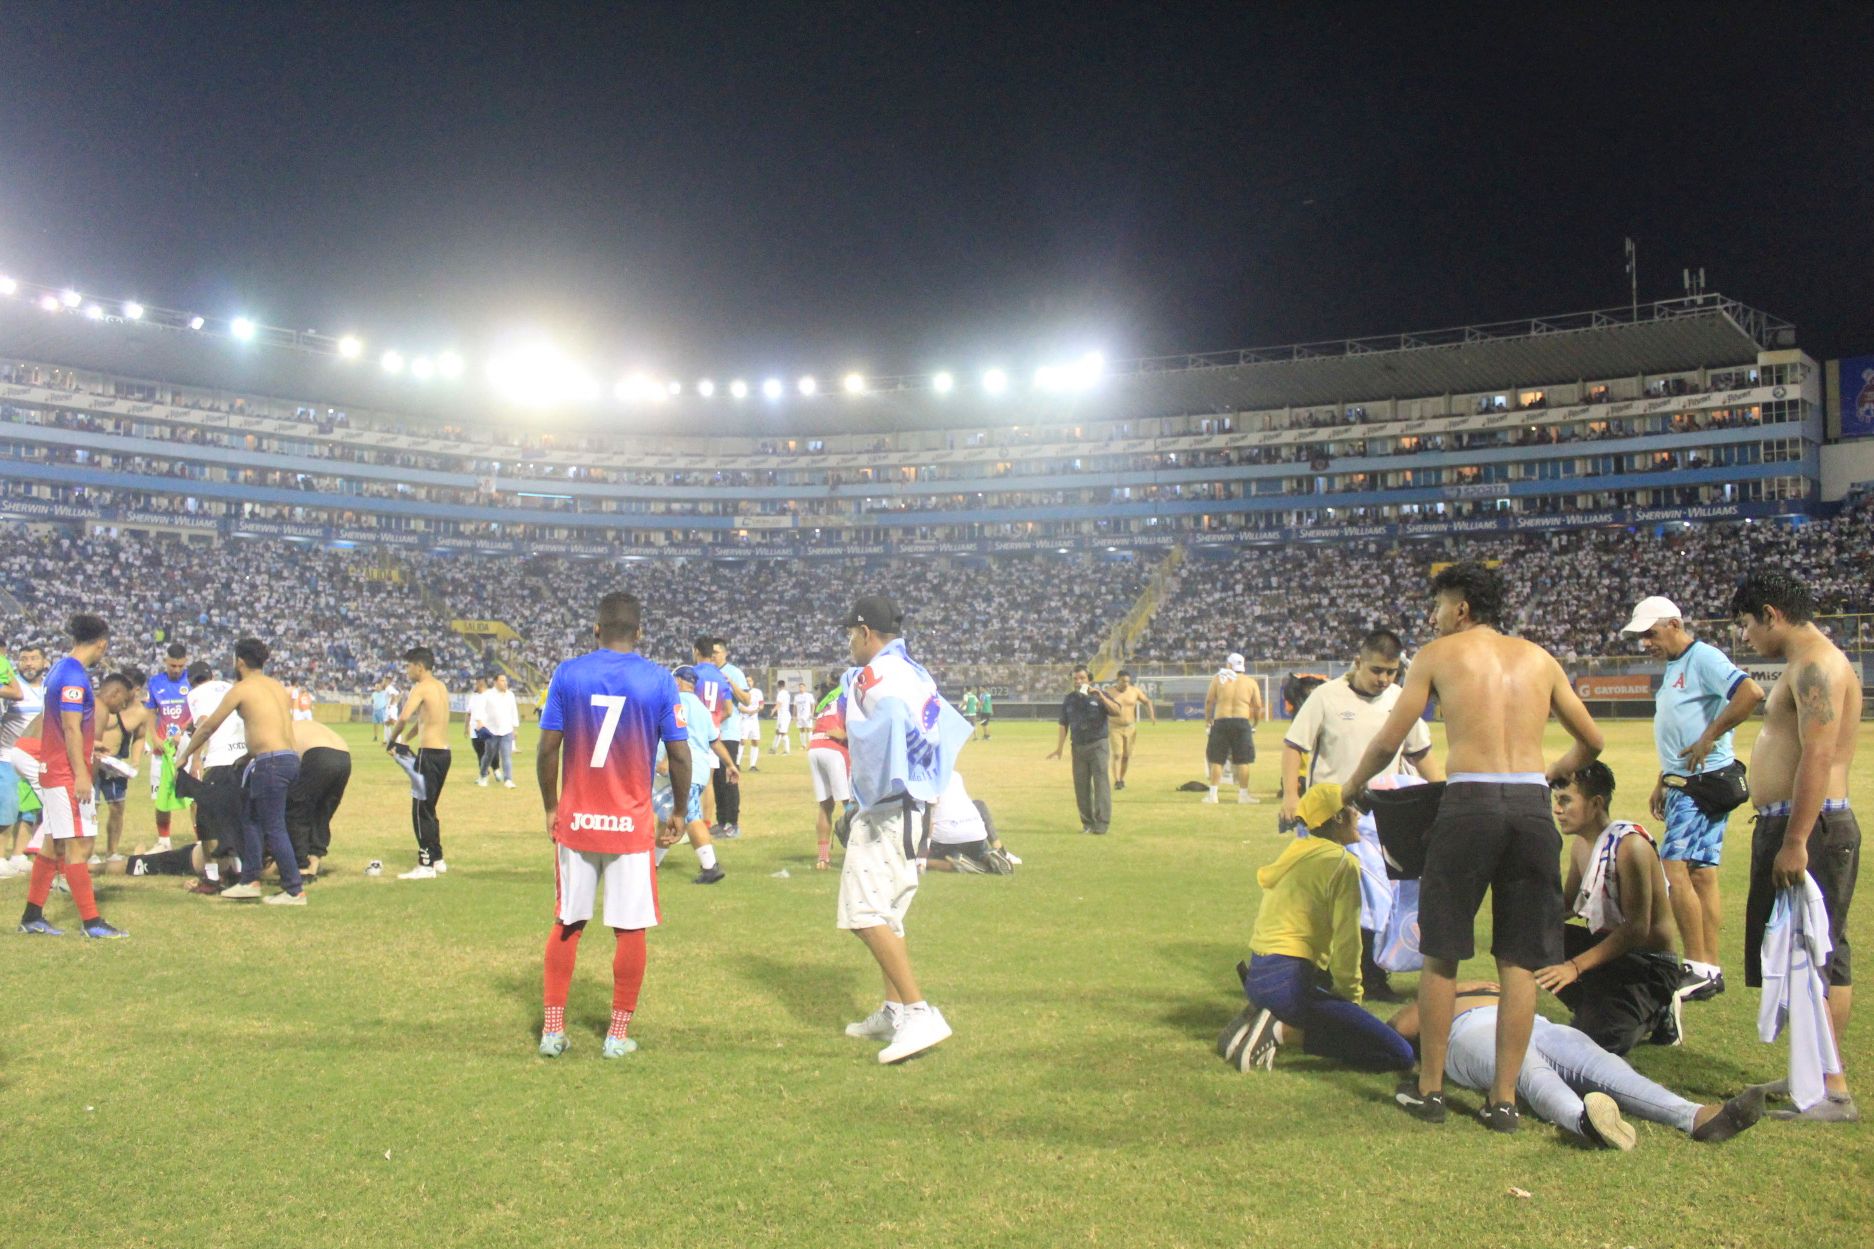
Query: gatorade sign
xmin=1574 ymin=674 xmax=1655 ymax=700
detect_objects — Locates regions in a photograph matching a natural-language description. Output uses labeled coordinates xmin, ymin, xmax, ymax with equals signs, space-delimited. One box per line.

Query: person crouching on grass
xmin=1218 ymin=782 xmax=1415 ymax=1074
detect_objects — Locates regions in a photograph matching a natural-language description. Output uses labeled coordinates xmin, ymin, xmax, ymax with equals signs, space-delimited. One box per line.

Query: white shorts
xmin=774 ymin=717 xmax=792 ymax=735
xmin=150 ymin=751 xmax=164 ymax=795
xmin=39 ymin=786 xmax=99 ymax=842
xmin=837 ymin=805 xmax=919 ymax=936
xmin=555 ymin=844 xmax=660 ymax=930
xmin=809 ymin=748 xmax=852 ymax=803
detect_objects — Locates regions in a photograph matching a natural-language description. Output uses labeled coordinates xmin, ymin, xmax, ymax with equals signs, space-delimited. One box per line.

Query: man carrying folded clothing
xmin=1534 ymin=762 xmax=1686 ymax=1055
xmin=1620 ymin=595 xmax=1764 ymax=1003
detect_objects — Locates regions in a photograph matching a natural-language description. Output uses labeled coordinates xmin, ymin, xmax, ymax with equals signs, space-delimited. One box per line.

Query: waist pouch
xmin=1666 ymin=759 xmax=1748 ymax=817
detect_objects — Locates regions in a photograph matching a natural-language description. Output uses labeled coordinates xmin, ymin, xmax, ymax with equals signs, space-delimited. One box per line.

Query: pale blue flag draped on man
xmin=842 ymin=638 xmax=972 ymax=811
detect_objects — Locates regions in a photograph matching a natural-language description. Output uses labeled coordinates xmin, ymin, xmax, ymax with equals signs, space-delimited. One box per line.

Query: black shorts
xmin=1206 ymin=718 xmax=1255 ymax=766
xmin=195 ymin=762 xmax=247 ymax=850
xmin=1745 ymin=807 xmax=1859 ymax=988
xmin=1418 ymin=781 xmax=1564 ymax=970
xmin=1556 ymin=925 xmax=1683 ymax=1056
xmin=97 ymin=773 xmax=128 ymax=804
xmin=928 ymin=839 xmax=989 ymax=861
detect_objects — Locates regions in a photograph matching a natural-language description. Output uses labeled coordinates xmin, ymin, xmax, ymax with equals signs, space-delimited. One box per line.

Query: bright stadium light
xmin=0 ymin=276 xmax=16 ymax=295
xmin=122 ymin=300 xmax=144 ymax=320
xmin=230 ymin=316 xmax=257 ymax=341
xmin=59 ymin=289 xmax=81 ymax=308
xmin=729 ymin=379 xmax=749 ymax=400
xmin=381 ymin=349 xmax=405 ymax=374
xmin=797 ymin=375 xmax=818 ymax=396
xmin=667 ymin=380 xmax=683 ymax=397
xmin=437 ymin=351 xmax=464 ymax=379
xmin=842 ymin=372 xmax=866 ymax=395
xmin=982 ymin=367 xmax=1009 ymax=395
xmin=697 ymin=379 xmax=716 ymax=398
xmin=931 ymin=370 xmax=955 ymax=393
xmin=1034 ymin=364 xmax=1061 ymax=391
xmin=85 ymin=303 xmax=106 ymax=320
xmin=410 ymin=355 xmax=435 ymax=380
xmin=762 ymin=377 xmax=784 ymax=400
xmin=188 ymin=315 xmax=205 ymax=330
xmin=39 ymin=294 xmax=61 ymax=312
xmin=337 ymin=335 xmax=363 ymax=359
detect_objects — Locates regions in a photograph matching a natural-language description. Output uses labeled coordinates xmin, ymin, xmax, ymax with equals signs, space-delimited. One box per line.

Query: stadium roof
xmin=0 ymin=292 xmax=1792 ymax=437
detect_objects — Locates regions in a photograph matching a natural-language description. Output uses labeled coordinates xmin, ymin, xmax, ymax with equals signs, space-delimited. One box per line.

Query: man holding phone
xmin=1050 ymin=665 xmax=1119 ymax=835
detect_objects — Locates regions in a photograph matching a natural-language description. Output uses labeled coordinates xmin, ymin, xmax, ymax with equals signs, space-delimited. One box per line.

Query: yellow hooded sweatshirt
xmin=1249 ymin=836 xmax=1365 ymax=1002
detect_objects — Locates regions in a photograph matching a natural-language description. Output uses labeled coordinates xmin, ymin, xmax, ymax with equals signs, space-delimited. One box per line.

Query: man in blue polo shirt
xmin=1620 ymin=595 xmax=1765 ymax=1001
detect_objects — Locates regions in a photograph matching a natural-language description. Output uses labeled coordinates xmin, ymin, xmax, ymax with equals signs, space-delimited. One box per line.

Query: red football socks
xmin=25 ymin=853 xmax=57 ymax=907
xmin=543 ymin=920 xmax=583 ymax=1016
xmin=65 ymin=861 xmax=100 ymax=922
xmin=612 ymin=928 xmax=647 ymax=1017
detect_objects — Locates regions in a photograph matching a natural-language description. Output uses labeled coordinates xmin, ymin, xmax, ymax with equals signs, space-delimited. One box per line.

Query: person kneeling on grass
xmin=1386 ymin=982 xmax=1766 ymax=1149
xmin=921 ymin=770 xmax=1018 ymax=875
xmin=1218 ymin=782 xmax=1415 ymax=1073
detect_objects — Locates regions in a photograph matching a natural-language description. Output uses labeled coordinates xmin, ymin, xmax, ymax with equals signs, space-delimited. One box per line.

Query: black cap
xmin=843 ymin=595 xmax=903 ymax=632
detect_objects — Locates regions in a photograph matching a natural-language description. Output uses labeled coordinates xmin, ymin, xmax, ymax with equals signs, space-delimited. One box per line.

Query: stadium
xmin=4 ymin=8 xmax=1873 ymax=1249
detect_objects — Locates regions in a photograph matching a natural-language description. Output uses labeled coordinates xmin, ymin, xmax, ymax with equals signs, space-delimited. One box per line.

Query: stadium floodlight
xmin=698 ymin=379 xmax=716 ymax=398
xmin=729 ymin=379 xmax=749 ymax=399
xmin=410 ymin=355 xmax=435 ymax=380
xmin=39 ymin=294 xmax=60 ymax=312
xmin=188 ymin=315 xmax=205 ymax=330
xmin=1033 ymin=364 xmax=1060 ymax=391
xmin=0 ymin=276 xmax=16 ymax=295
xmin=762 ymin=377 xmax=784 ymax=400
xmin=931 ymin=370 xmax=955 ymax=394
xmin=337 ymin=335 xmax=363 ymax=359
xmin=436 ymin=351 xmax=463 ymax=379
xmin=381 ymin=349 xmax=405 ymax=374
xmin=84 ymin=303 xmax=105 ymax=320
xmin=843 ymin=372 xmax=866 ymax=395
xmin=59 ymin=289 xmax=81 ymax=308
xmin=122 ymin=301 xmax=144 ymax=320
xmin=798 ymin=375 xmax=818 ymax=396
xmin=667 ymin=380 xmax=683 ymax=397
xmin=982 ymin=367 xmax=1009 ymax=395
xmin=230 ymin=316 xmax=257 ymax=341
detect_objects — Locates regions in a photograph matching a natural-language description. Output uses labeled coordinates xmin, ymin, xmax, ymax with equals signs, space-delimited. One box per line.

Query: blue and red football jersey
xmin=38 ymin=654 xmax=94 ymax=788
xmin=690 ymin=660 xmax=732 ymax=727
xmin=540 ymin=649 xmax=685 ymax=854
xmin=146 ymin=671 xmax=193 ymax=742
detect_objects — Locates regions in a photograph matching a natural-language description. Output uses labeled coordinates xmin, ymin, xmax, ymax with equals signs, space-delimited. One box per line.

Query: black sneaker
xmin=1693 ymin=1085 xmax=1770 ymax=1141
xmin=692 ymin=867 xmax=726 ymax=885
xmin=1217 ymin=1005 xmax=1258 ymax=1061
xmin=1114 ymin=780 xmax=1126 ymax=791
xmin=1650 ymin=992 xmax=1685 ymax=1046
xmin=1685 ymin=971 xmax=1725 ymax=1002
xmin=1363 ymin=973 xmax=1406 ymax=1004
xmin=1477 ymin=1101 xmax=1521 ymax=1133
xmin=715 ymin=824 xmax=742 ymax=840
xmin=1395 ymin=1080 xmax=1447 ymax=1123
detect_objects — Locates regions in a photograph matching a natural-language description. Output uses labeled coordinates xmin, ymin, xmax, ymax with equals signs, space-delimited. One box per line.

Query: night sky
xmin=2 ymin=1 xmax=1871 ymax=381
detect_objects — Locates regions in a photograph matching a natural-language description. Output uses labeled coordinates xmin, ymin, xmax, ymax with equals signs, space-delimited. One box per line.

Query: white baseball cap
xmin=1619 ymin=595 xmax=1682 ymax=636
xmin=1226 ymin=653 xmax=1246 ymax=672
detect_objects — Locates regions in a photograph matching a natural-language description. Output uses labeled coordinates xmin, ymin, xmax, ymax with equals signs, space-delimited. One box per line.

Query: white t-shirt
xmin=774 ymin=689 xmax=793 ymax=723
xmin=466 ymin=690 xmax=488 ymax=733
xmin=0 ymin=676 xmax=46 ymax=751
xmin=482 ymin=689 xmax=520 ymax=736
xmin=794 ymin=690 xmax=811 ymax=722
xmin=929 ymin=771 xmax=987 ymax=845
xmin=1283 ymin=674 xmax=1433 ymax=788
xmin=746 ymin=687 xmax=765 ymax=719
xmin=186 ymin=680 xmax=249 ymax=767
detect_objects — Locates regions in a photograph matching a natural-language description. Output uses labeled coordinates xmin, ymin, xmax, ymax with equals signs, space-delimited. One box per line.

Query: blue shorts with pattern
xmin=1662 ymin=787 xmax=1726 ymax=867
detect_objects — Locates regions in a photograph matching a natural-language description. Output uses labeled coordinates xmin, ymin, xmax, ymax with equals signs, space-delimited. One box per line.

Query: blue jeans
xmin=1445 ymin=1008 xmax=1699 ymax=1136
xmin=241 ymin=751 xmax=303 ymax=893
xmin=489 ymin=733 xmax=515 ymax=782
xmin=1244 ymin=953 xmax=1415 ymax=1071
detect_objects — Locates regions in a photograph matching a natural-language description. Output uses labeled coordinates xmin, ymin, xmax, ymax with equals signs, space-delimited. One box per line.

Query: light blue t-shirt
xmin=718 ymin=662 xmax=750 ymax=739
xmin=669 ymin=689 xmax=719 ymax=772
xmin=1655 ymin=640 xmax=1748 ymax=776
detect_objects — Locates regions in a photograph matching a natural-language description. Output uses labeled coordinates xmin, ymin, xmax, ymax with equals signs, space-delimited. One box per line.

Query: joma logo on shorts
xmin=569 ymin=812 xmax=635 ymax=833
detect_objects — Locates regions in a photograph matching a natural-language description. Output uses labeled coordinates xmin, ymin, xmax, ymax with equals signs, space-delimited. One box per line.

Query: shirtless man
xmin=387 ymin=645 xmax=452 ymax=879
xmin=1345 ymin=561 xmax=1602 ymax=1131
xmin=1203 ymin=653 xmax=1263 ymax=804
xmin=1733 ymin=570 xmax=1863 ymax=1121
xmin=176 ymin=637 xmax=304 ymax=904
xmin=1106 ymin=670 xmax=1156 ymax=791
xmin=93 ymin=669 xmax=150 ymax=862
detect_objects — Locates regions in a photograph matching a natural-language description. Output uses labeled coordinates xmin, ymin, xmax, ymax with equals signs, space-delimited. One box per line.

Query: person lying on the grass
xmin=1534 ymin=762 xmax=1686 ymax=1055
xmin=1385 ymin=981 xmax=1766 ymax=1149
xmin=1218 ymin=782 xmax=1415 ymax=1074
xmin=921 ymin=771 xmax=1018 ymax=875
xmin=101 ymin=838 xmax=235 ymax=889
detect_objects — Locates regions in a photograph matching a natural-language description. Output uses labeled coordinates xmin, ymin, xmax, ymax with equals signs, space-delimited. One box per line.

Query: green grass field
xmin=2 ymin=716 xmax=1869 ymax=1249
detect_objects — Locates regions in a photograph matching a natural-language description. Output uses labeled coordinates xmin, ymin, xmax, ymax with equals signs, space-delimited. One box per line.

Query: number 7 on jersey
xmin=588 ymin=694 xmax=629 ymax=767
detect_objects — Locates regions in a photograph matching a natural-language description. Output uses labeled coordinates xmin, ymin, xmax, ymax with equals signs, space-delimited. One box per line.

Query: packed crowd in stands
xmin=3 ymin=499 xmax=1866 ymax=699
xmin=1132 ymin=497 xmax=1874 ymax=664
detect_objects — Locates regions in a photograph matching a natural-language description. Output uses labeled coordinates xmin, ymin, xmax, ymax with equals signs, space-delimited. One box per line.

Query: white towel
xmin=1757 ymin=875 xmax=1842 ymax=1111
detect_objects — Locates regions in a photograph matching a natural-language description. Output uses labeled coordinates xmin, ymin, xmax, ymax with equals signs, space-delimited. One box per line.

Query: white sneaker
xmin=476 ymin=777 xmax=489 ymax=787
xmin=433 ymin=860 xmax=448 ymax=874
xmin=7 ymin=853 xmax=28 ymax=870
xmin=503 ymin=780 xmax=515 ymax=789
xmin=398 ymin=865 xmax=439 ymax=880
xmin=879 ymin=1005 xmax=951 ymax=1064
xmin=0 ymin=858 xmax=20 ymax=878
xmin=1237 ymin=791 xmax=1261 ymax=805
xmin=844 ymin=1004 xmax=900 ymax=1040
xmin=88 ymin=854 xmax=103 ymax=866
xmin=1201 ymin=793 xmax=1218 ymax=804
xmin=263 ymin=890 xmax=307 ymax=906
xmin=154 ymin=837 xmax=172 ymax=852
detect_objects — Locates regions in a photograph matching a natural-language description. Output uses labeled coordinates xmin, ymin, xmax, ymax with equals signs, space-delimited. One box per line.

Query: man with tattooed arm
xmin=1734 ymin=570 xmax=1863 ymax=1122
